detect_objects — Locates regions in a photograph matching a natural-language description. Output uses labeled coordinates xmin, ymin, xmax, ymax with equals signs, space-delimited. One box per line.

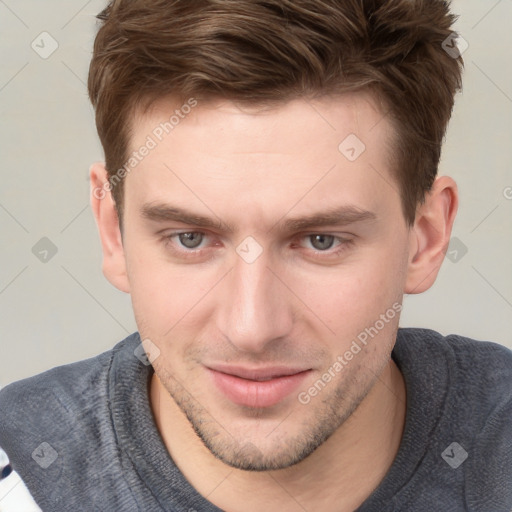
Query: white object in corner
xmin=0 ymin=448 xmax=42 ymax=512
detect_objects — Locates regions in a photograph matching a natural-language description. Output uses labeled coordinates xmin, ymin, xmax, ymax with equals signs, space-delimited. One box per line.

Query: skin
xmin=91 ymin=92 xmax=458 ymax=511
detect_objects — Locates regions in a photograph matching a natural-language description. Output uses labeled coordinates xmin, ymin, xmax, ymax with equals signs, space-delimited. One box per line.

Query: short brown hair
xmin=88 ymin=0 xmax=463 ymax=225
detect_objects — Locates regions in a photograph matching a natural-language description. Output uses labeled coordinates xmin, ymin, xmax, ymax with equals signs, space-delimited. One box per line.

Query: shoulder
xmin=396 ymin=328 xmax=512 ymax=508
xmin=442 ymin=332 xmax=512 ymax=508
xmin=0 ymin=333 xmax=143 ymax=509
xmin=437 ymin=329 xmax=512 ymax=424
xmin=395 ymin=327 xmax=512 ymax=437
xmin=0 ymin=333 xmax=140 ymax=459
xmin=398 ymin=327 xmax=512 ymax=418
xmin=0 ymin=343 xmax=113 ymax=417
xmin=397 ymin=327 xmax=512 ymax=392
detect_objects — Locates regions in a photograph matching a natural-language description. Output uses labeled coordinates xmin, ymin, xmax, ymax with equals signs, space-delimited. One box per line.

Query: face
xmin=119 ymin=93 xmax=412 ymax=470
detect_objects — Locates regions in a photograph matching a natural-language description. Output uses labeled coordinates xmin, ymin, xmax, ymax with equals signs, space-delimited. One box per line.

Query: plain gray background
xmin=0 ymin=0 xmax=511 ymax=386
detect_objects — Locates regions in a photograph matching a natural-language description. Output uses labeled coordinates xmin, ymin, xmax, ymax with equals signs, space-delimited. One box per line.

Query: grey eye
xmin=178 ymin=232 xmax=204 ymax=249
xmin=309 ymin=234 xmax=335 ymax=251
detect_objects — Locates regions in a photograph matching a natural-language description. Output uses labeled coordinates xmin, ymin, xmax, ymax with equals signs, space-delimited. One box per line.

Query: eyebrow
xmin=277 ymin=206 xmax=377 ymax=232
xmin=140 ymin=203 xmax=377 ymax=234
xmin=141 ymin=203 xmax=235 ymax=232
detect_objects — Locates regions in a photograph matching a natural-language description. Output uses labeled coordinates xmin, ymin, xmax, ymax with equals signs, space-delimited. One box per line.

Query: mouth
xmin=205 ymin=365 xmax=312 ymax=408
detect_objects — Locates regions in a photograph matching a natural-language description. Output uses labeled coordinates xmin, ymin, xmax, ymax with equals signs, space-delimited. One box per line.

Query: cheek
xmin=130 ymin=267 xmax=215 ymax=339
xmin=289 ymin=240 xmax=408 ymax=338
xmin=123 ymin=234 xmax=213 ymax=338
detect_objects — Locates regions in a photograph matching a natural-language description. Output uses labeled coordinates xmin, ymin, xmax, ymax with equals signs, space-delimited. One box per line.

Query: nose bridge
xmin=219 ymin=250 xmax=292 ymax=353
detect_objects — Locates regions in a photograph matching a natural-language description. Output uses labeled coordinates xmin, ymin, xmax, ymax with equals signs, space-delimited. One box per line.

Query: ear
xmin=405 ymin=176 xmax=458 ymax=294
xmin=90 ymin=162 xmax=130 ymax=293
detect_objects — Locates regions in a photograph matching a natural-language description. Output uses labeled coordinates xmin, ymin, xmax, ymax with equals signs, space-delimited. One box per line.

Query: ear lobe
xmin=405 ymin=176 xmax=458 ymax=294
xmin=90 ymin=162 xmax=130 ymax=293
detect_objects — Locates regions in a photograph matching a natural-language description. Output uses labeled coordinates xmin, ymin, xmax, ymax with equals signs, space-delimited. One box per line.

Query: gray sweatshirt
xmin=0 ymin=328 xmax=511 ymax=511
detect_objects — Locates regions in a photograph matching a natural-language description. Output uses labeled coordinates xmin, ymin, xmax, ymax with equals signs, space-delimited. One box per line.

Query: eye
xmin=308 ymin=234 xmax=336 ymax=251
xmin=177 ymin=232 xmax=204 ymax=249
xmin=295 ymin=234 xmax=354 ymax=260
xmin=161 ymin=230 xmax=217 ymax=262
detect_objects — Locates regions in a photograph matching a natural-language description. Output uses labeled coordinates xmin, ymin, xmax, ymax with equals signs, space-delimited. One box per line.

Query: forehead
xmin=133 ymin=91 xmax=392 ymax=153
xmin=124 ymin=92 xmax=399 ymax=226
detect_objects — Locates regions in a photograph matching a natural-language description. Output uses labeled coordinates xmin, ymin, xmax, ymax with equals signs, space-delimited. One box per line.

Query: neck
xmin=150 ymin=359 xmax=406 ymax=512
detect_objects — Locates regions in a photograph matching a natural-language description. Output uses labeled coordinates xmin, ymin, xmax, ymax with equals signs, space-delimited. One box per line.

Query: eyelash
xmin=161 ymin=231 xmax=354 ymax=261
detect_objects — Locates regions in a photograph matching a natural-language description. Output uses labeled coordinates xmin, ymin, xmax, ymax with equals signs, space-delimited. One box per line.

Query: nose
xmin=216 ymin=249 xmax=294 ymax=354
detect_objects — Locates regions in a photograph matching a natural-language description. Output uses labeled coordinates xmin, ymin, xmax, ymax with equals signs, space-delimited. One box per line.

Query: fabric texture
xmin=0 ymin=328 xmax=511 ymax=511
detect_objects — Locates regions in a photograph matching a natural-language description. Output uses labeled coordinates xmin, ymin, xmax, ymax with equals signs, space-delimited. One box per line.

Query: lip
xmin=206 ymin=365 xmax=312 ymax=408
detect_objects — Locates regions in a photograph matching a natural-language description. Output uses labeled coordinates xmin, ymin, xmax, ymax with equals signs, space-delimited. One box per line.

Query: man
xmin=0 ymin=0 xmax=511 ymax=510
